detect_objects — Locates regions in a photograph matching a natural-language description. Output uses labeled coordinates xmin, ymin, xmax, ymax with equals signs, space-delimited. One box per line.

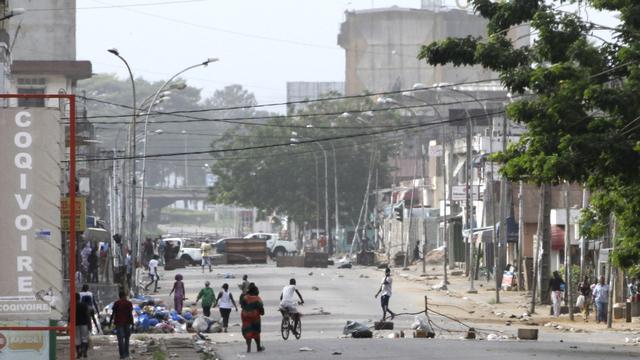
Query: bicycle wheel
xmin=294 ymin=318 xmax=302 ymax=339
xmin=281 ymin=316 xmax=290 ymax=340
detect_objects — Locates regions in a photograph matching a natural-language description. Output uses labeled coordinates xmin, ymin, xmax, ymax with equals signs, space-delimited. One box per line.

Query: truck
xmin=161 ymin=237 xmax=202 ymax=265
xmin=243 ymin=232 xmax=297 ymax=258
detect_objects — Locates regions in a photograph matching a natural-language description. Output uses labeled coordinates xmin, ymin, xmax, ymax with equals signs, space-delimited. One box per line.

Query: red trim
xmin=0 ymin=94 xmax=77 ymax=360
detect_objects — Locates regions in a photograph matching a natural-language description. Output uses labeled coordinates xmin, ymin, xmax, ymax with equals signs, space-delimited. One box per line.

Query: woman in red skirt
xmin=240 ymin=283 xmax=265 ymax=352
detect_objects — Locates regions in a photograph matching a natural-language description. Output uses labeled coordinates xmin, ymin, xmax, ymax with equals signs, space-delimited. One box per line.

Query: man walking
xmin=75 ymin=293 xmax=91 ymax=358
xmin=593 ymin=275 xmax=610 ymax=324
xmin=374 ymin=267 xmax=396 ymax=321
xmin=109 ymin=290 xmax=134 ymax=360
xmin=548 ymin=271 xmax=565 ymax=317
xmin=144 ymin=255 xmax=160 ymax=293
xmin=196 ymin=281 xmax=215 ymax=317
xmin=201 ymin=240 xmax=213 ymax=273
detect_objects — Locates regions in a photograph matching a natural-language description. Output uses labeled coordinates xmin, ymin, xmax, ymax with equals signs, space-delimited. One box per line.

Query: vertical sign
xmin=0 ymin=109 xmax=64 ymax=359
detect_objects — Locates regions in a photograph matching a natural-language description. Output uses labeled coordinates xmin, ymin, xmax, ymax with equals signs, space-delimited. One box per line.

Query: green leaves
xmin=420 ymin=0 xmax=640 ymax=269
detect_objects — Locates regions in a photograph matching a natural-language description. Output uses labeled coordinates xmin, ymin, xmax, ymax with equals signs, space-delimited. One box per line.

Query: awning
xmin=551 ymin=225 xmax=565 ymax=251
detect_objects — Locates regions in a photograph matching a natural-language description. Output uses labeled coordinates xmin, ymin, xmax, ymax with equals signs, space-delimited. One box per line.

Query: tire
xmin=180 ymin=254 xmax=193 ymax=265
xmin=274 ymin=247 xmax=286 ymax=258
xmin=281 ymin=316 xmax=290 ymax=340
xmin=294 ymin=317 xmax=301 ymax=339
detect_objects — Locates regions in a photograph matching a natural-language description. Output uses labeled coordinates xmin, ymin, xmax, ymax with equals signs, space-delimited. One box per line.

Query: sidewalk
xmin=382 ymin=261 xmax=640 ymax=342
xmin=55 ymin=333 xmax=212 ymax=359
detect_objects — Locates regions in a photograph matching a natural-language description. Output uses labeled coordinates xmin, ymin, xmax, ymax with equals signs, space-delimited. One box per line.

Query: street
xmin=147 ymin=263 xmax=640 ymax=359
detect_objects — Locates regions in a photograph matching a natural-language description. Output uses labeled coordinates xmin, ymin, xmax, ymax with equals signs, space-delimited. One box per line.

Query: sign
xmin=451 ymin=185 xmax=483 ymax=201
xmin=61 ymin=197 xmax=86 ymax=232
xmin=0 ymin=320 xmax=50 ymax=360
xmin=0 ymin=109 xmax=65 ymax=324
xmin=428 ymin=144 xmax=443 ymax=157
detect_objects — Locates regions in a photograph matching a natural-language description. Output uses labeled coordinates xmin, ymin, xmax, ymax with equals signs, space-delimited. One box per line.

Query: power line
xmin=79 ymin=78 xmax=504 ymax=120
xmin=73 ymin=109 xmax=505 ymax=162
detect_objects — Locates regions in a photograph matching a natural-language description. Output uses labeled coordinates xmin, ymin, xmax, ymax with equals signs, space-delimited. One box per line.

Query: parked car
xmin=243 ymin=232 xmax=297 ymax=258
xmin=161 ymin=237 xmax=202 ymax=265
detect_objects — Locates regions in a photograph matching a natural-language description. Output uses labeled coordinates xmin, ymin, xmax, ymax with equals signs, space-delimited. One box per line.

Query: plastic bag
xmin=576 ymin=294 xmax=585 ymax=308
xmin=342 ymin=321 xmax=369 ymax=335
xmin=410 ymin=315 xmax=433 ymax=333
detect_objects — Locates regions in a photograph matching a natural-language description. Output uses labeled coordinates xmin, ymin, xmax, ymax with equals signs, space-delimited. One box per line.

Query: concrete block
xmin=276 ymin=256 xmax=305 ymax=267
xmin=517 ymin=328 xmax=538 ymax=340
xmin=374 ymin=321 xmax=393 ymax=330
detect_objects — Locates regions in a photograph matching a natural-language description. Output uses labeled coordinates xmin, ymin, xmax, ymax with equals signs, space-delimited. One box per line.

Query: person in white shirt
xmin=144 ymin=255 xmax=160 ymax=293
xmin=279 ymin=278 xmax=304 ymax=335
xmin=593 ymin=275 xmax=610 ymax=324
xmin=374 ymin=267 xmax=396 ymax=321
xmin=215 ymin=283 xmax=238 ymax=332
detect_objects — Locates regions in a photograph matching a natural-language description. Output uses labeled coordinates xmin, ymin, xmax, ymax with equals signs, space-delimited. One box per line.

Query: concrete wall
xmin=338 ymin=7 xmax=497 ymax=96
xmin=8 ymin=0 xmax=76 ymax=61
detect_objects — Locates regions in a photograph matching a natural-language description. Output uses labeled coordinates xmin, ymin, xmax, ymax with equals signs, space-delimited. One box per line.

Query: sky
xmin=76 ymin=0 xmax=618 ymax=109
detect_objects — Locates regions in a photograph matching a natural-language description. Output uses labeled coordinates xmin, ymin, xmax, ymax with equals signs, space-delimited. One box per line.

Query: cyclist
xmin=279 ymin=278 xmax=304 ymax=335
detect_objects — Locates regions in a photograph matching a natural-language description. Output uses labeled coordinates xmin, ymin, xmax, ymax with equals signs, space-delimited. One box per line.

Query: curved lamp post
xmin=107 ymin=48 xmax=137 ymax=292
xmin=134 ymin=58 xmax=218 ymax=294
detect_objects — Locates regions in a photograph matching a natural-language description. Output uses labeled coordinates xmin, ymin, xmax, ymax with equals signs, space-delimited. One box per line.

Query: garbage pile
xmin=100 ymin=295 xmax=223 ymax=334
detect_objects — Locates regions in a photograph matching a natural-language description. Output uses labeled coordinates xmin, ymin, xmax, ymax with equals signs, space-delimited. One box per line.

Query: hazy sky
xmin=77 ymin=0 xmax=617 ymax=108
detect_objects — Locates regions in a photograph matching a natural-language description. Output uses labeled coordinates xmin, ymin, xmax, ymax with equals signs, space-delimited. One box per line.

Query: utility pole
xmin=540 ymin=186 xmax=552 ymax=305
xmin=565 ymin=183 xmax=574 ymax=320
xmin=517 ymin=181 xmax=524 ymax=291
xmin=530 ymin=184 xmax=545 ymax=314
xmin=467 ymin=115 xmax=477 ymax=293
xmin=607 ymin=216 xmax=616 ymax=328
xmin=497 ymin=113 xmax=510 ymax=298
xmin=579 ymin=187 xmax=589 ymax=279
xmin=441 ymin=128 xmax=448 ymax=289
xmin=421 ymin=143 xmax=427 ymax=275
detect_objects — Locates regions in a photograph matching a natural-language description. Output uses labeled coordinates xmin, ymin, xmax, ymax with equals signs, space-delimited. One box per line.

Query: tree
xmin=208 ymin=92 xmax=396 ymax=227
xmin=418 ymin=1 xmax=640 ymax=273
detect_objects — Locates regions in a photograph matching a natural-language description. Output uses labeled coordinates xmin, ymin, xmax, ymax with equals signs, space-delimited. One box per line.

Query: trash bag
xmin=343 ymin=321 xmax=369 ymax=335
xmin=410 ymin=316 xmax=433 ymax=333
xmin=576 ymin=294 xmax=585 ymax=308
xmin=192 ymin=316 xmax=210 ymax=333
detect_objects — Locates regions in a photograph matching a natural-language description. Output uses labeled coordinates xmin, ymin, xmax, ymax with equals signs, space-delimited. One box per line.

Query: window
xmin=17 ymin=87 xmax=45 ymax=107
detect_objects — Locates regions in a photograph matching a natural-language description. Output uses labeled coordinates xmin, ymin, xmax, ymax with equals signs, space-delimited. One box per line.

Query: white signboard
xmin=451 ymin=185 xmax=483 ymax=201
xmin=428 ymin=144 xmax=443 ymax=157
xmin=0 ymin=109 xmax=64 ymax=323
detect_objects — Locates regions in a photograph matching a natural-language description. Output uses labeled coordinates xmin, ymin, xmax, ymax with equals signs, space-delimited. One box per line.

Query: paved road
xmin=214 ymin=338 xmax=640 ymax=360
xmin=147 ymin=263 xmax=640 ymax=359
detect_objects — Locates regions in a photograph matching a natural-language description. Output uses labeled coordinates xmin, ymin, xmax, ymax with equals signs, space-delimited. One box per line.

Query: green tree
xmin=419 ymin=0 xmax=640 ymax=272
xmin=208 ymin=93 xmax=396 ymax=227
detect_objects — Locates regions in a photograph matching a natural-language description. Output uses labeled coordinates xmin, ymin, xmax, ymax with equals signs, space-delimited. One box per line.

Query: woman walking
xmin=216 ymin=283 xmax=238 ymax=332
xmin=169 ymin=273 xmax=186 ymax=314
xmin=240 ymin=283 xmax=264 ymax=352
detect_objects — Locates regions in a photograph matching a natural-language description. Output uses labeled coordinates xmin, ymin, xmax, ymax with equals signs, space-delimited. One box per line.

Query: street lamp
xmin=0 ymin=7 xmax=25 ymax=21
xmin=107 ymin=48 xmax=137 ymax=293
xmin=291 ymin=132 xmax=330 ymax=253
xmin=135 ymin=58 xmax=218 ymax=294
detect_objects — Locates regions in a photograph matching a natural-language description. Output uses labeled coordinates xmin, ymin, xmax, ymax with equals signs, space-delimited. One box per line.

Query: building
xmin=286 ymin=81 xmax=345 ymax=115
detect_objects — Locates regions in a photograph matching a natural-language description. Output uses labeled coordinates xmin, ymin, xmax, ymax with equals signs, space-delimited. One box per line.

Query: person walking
xmin=216 ymin=283 xmax=238 ymax=332
xmin=158 ymin=239 xmax=166 ymax=266
xmin=142 ymin=238 xmax=154 ymax=269
xmin=109 ymin=290 xmax=134 ymax=360
xmin=593 ymin=275 xmax=610 ymax=324
xmin=196 ymin=281 xmax=215 ymax=317
xmin=578 ymin=275 xmax=592 ymax=321
xmin=88 ymin=247 xmax=99 ymax=283
xmin=239 ymin=274 xmax=250 ymax=295
xmin=240 ymin=283 xmax=264 ymax=353
xmin=143 ymin=255 xmax=160 ymax=293
xmin=79 ymin=284 xmax=101 ymax=334
xmin=201 ymin=240 xmax=213 ymax=273
xmin=374 ymin=267 xmax=396 ymax=321
xmin=74 ymin=293 xmax=91 ymax=358
xmin=80 ymin=242 xmax=92 ymax=280
xmin=548 ymin=270 xmax=565 ymax=317
xmin=170 ymin=273 xmax=186 ymax=314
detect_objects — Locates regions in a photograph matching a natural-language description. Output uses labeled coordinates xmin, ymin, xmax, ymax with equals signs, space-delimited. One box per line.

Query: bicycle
xmin=280 ymin=305 xmax=302 ymax=340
